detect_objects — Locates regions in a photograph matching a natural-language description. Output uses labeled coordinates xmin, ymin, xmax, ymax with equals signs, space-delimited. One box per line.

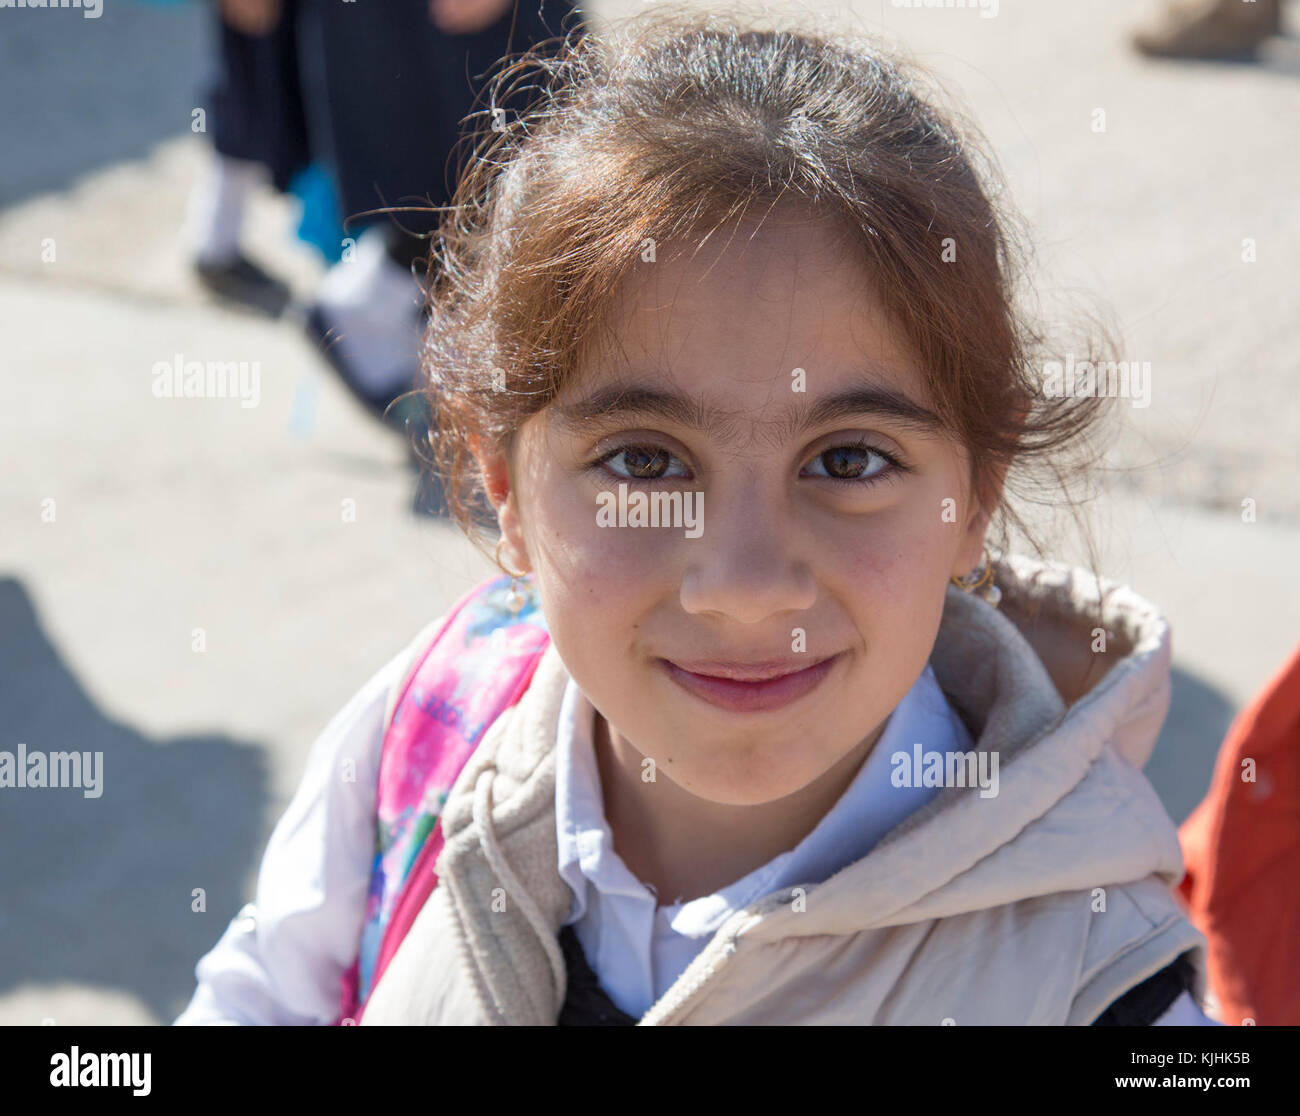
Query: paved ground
xmin=0 ymin=0 xmax=1297 ymax=1024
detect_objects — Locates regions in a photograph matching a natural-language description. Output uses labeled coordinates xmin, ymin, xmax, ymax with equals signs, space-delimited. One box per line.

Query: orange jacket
xmin=1177 ymin=643 xmax=1300 ymax=1025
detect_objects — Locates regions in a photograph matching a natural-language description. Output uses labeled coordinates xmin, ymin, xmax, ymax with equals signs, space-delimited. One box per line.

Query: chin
xmin=656 ymin=746 xmax=829 ymax=807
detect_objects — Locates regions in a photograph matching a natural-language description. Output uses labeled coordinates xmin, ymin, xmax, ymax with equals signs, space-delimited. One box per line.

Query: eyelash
xmin=588 ymin=438 xmax=908 ymax=487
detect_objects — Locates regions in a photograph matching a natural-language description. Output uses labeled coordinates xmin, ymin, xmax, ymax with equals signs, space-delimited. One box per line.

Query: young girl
xmin=176 ymin=9 xmax=1217 ymax=1026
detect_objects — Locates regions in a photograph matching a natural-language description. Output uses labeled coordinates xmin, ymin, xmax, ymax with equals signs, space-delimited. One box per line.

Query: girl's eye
xmin=596 ymin=445 xmax=691 ymax=481
xmin=802 ymin=441 xmax=899 ymax=484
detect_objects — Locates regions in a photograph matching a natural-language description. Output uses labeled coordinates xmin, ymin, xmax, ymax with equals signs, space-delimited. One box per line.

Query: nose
xmin=678 ymin=483 xmax=816 ymax=623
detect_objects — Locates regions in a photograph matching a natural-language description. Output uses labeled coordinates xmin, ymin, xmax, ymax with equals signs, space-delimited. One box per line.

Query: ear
xmin=950 ymin=466 xmax=1005 ymax=581
xmin=952 ymin=506 xmax=990 ymax=581
xmin=475 ymin=436 xmax=531 ymax=573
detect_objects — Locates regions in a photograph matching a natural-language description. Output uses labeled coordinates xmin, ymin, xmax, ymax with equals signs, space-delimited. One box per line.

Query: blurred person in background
xmin=1132 ymin=0 xmax=1284 ymax=59
xmin=186 ymin=0 xmax=586 ymax=427
xmin=184 ymin=0 xmax=307 ymax=315
xmin=298 ymin=0 xmax=586 ymax=424
xmin=1176 ymin=644 xmax=1300 ymax=1026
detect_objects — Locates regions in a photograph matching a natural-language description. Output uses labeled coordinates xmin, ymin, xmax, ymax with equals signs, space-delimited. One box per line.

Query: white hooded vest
xmin=361 ymin=553 xmax=1207 ymax=1025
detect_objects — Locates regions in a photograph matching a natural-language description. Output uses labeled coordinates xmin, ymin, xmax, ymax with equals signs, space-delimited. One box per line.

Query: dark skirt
xmin=296 ymin=0 xmax=587 ymax=263
xmin=205 ymin=0 xmax=310 ymax=192
xmin=203 ymin=0 xmax=587 ymax=263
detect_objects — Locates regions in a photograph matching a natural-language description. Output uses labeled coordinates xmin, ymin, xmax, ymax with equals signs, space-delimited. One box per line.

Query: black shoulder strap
xmin=556 ymin=924 xmax=638 ymax=1026
xmin=1091 ymin=951 xmax=1199 ymax=1026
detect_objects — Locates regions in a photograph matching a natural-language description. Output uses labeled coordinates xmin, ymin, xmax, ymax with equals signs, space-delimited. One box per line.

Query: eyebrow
xmin=552 ymin=379 xmax=945 ymax=444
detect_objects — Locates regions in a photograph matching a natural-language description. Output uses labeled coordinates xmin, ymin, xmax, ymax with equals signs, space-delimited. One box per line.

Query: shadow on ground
xmin=0 ymin=576 xmax=269 ymax=1023
xmin=0 ymin=1 xmax=209 ymax=208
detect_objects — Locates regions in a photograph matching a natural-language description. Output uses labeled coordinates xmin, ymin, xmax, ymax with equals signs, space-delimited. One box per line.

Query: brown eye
xmin=822 ymin=445 xmax=871 ymax=478
xmin=802 ymin=441 xmax=897 ymax=485
xmin=623 ymin=447 xmax=670 ymax=478
xmin=597 ymin=444 xmax=689 ymax=481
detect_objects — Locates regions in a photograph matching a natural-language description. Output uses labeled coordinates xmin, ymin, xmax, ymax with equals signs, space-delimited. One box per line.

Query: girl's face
xmin=486 ymin=211 xmax=991 ymax=806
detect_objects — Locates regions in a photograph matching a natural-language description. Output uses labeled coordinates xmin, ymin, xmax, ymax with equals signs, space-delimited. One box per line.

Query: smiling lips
xmin=660 ymin=654 xmax=840 ymax=713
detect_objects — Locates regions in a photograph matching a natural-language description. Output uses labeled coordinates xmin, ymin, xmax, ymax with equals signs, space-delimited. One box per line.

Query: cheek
xmin=529 ymin=521 xmax=668 ymax=679
xmin=518 ymin=454 xmax=680 ymax=691
xmin=829 ymin=496 xmax=960 ymax=606
xmin=846 ymin=548 xmax=940 ymax=667
xmin=816 ymin=497 xmax=959 ymax=681
xmin=530 ymin=480 xmax=686 ymax=593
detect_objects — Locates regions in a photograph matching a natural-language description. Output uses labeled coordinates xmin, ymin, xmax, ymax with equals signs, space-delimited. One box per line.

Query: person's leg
xmin=304 ymin=1 xmax=585 ymax=420
xmin=301 ymin=0 xmax=435 ymax=418
xmin=309 ymin=0 xmax=583 ymax=271
xmin=186 ymin=149 xmax=262 ymax=270
xmin=1132 ymin=0 xmax=1282 ymax=60
xmin=187 ymin=3 xmax=308 ymax=313
xmin=187 ymin=14 xmax=269 ymax=267
xmin=307 ymin=226 xmax=426 ymax=407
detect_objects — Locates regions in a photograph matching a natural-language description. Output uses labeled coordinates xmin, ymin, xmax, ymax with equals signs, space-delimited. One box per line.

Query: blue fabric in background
xmin=288 ymin=163 xmax=346 ymax=263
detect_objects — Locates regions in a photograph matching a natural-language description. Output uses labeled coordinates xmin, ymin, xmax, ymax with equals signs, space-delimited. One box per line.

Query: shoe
xmin=304 ymin=227 xmax=426 ymax=428
xmin=1132 ymin=0 xmax=1281 ymax=59
xmin=194 ymin=253 xmax=291 ymax=317
xmin=303 ymin=301 xmax=415 ymax=426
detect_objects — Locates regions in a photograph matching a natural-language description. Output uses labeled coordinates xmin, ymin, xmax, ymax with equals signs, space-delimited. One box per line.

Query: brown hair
xmin=412 ymin=5 xmax=1112 ymax=563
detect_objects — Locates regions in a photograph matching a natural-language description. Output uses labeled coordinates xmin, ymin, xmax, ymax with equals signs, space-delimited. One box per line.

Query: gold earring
xmin=951 ymin=544 xmax=1001 ymax=608
xmin=494 ymin=537 xmax=528 ymax=613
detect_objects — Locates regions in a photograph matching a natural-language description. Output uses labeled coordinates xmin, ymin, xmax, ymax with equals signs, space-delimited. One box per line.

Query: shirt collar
xmin=555 ymin=663 xmax=973 ymax=934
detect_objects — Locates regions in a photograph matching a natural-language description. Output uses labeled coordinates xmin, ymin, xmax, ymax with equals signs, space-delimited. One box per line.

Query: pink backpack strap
xmin=333 ymin=573 xmax=549 ymax=1024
